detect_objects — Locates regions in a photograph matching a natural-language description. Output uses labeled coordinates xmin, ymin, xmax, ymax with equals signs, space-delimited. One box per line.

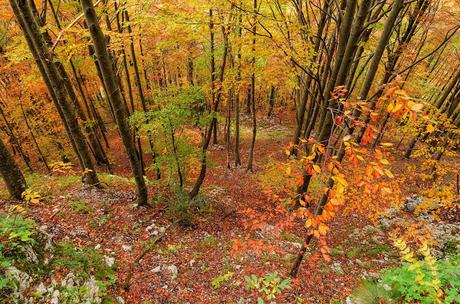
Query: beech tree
xmin=0 ymin=135 xmax=27 ymax=199
xmin=9 ymin=0 xmax=100 ymax=186
xmin=80 ymin=0 xmax=148 ymax=206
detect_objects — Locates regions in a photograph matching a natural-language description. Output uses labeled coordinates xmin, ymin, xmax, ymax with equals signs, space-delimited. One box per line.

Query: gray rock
xmin=104 ymin=255 xmax=115 ymax=267
xmin=5 ymin=266 xmax=32 ymax=293
xmin=404 ymin=195 xmax=423 ymax=212
xmin=35 ymin=282 xmax=47 ymax=295
xmin=122 ymin=245 xmax=132 ymax=252
xmin=331 ymin=262 xmax=345 ymax=275
xmin=167 ymin=265 xmax=178 ymax=280
xmin=152 ymin=266 xmax=161 ymax=273
xmin=61 ymin=272 xmax=76 ymax=288
xmin=50 ymin=290 xmax=60 ymax=304
xmin=81 ymin=276 xmax=101 ymax=303
xmin=379 ymin=217 xmax=399 ymax=229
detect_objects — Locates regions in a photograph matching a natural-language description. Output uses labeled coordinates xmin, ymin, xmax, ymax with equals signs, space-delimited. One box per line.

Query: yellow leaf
xmin=312 ymin=165 xmax=321 ymax=174
xmin=318 ymin=223 xmax=329 ymax=235
xmin=380 ymin=159 xmax=390 ymax=165
xmin=384 ymin=169 xmax=394 ymax=178
xmin=387 ymin=103 xmax=394 ymax=112
xmin=393 ymin=103 xmax=403 ymax=113
xmin=426 ymin=124 xmax=435 ymax=133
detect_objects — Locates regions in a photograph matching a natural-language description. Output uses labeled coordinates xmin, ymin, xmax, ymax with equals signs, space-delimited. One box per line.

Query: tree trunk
xmin=0 ymin=135 xmax=27 ymax=200
xmin=81 ymin=0 xmax=148 ymax=205
xmin=20 ymin=102 xmax=51 ymax=173
xmin=234 ymin=6 xmax=242 ymax=167
xmin=246 ymin=0 xmax=257 ymax=173
xmin=10 ymin=0 xmax=99 ymax=186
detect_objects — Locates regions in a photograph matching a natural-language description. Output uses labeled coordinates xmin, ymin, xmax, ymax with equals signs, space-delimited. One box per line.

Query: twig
xmin=51 ymin=0 xmax=103 ymax=51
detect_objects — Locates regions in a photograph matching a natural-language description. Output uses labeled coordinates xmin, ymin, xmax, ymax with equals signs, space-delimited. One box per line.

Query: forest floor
xmin=1 ymin=116 xmax=459 ymax=304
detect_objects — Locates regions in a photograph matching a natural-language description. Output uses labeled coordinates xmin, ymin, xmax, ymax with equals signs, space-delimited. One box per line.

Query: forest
xmin=0 ymin=0 xmax=459 ymax=302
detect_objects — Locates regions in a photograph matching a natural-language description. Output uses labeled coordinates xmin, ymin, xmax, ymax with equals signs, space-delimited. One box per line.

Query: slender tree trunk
xmin=81 ymin=0 xmax=148 ymax=205
xmin=11 ymin=0 xmax=99 ymax=185
xmin=190 ymin=8 xmax=229 ymax=198
xmin=123 ymin=8 xmax=160 ymax=179
xmin=267 ymin=86 xmax=276 ymax=118
xmin=234 ymin=6 xmax=242 ymax=167
xmin=246 ymin=0 xmax=257 ymax=173
xmin=290 ymin=0 xmax=330 ymax=154
xmin=0 ymin=136 xmax=27 ymax=200
xmin=20 ymin=102 xmax=50 ymax=173
xmin=353 ymin=0 xmax=406 ymax=143
xmin=0 ymin=104 xmax=33 ymax=172
xmin=291 ymin=0 xmax=406 ymax=276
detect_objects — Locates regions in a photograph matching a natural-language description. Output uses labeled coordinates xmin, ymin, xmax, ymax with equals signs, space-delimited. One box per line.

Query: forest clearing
xmin=0 ymin=0 xmax=459 ymax=303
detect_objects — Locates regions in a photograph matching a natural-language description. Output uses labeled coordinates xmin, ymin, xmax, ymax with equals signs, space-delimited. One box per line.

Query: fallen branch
xmin=123 ymin=222 xmax=175 ymax=290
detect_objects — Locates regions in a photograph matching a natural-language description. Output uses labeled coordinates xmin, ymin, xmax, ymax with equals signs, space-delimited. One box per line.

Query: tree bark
xmin=246 ymin=0 xmax=258 ymax=173
xmin=81 ymin=0 xmax=148 ymax=205
xmin=0 ymin=135 xmax=27 ymax=200
xmin=10 ymin=0 xmax=99 ymax=186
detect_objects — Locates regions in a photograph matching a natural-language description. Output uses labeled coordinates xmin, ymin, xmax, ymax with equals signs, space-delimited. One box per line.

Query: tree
xmin=0 ymin=135 xmax=26 ymax=199
xmin=80 ymin=0 xmax=148 ymax=206
xmin=9 ymin=0 xmax=100 ymax=186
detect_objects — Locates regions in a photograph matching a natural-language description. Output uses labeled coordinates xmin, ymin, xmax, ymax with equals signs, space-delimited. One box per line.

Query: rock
xmin=104 ymin=255 xmax=115 ymax=267
xmin=417 ymin=213 xmax=435 ymax=222
xmin=61 ymin=272 xmax=76 ymax=288
xmin=5 ymin=266 xmax=32 ymax=292
xmin=371 ymin=235 xmax=384 ymax=244
xmin=35 ymin=282 xmax=47 ymax=295
xmin=427 ymin=222 xmax=460 ymax=253
xmin=281 ymin=241 xmax=302 ymax=250
xmin=50 ymin=290 xmax=60 ymax=304
xmin=152 ymin=266 xmax=161 ymax=273
xmin=355 ymin=259 xmax=369 ymax=268
xmin=81 ymin=276 xmax=101 ymax=303
xmin=331 ymin=262 xmax=344 ymax=275
xmin=23 ymin=244 xmax=39 ymax=264
xmin=379 ymin=214 xmax=402 ymax=229
xmin=363 ymin=225 xmax=383 ymax=235
xmin=261 ymin=225 xmax=276 ymax=233
xmin=404 ymin=195 xmax=423 ymax=212
xmin=122 ymin=245 xmax=132 ymax=252
xmin=117 ymin=296 xmax=125 ymax=304
xmin=146 ymin=224 xmax=166 ymax=236
xmin=167 ymin=265 xmax=178 ymax=280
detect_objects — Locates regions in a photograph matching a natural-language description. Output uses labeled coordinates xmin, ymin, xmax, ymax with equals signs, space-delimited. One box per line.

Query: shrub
xmin=245 ymin=271 xmax=291 ymax=303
